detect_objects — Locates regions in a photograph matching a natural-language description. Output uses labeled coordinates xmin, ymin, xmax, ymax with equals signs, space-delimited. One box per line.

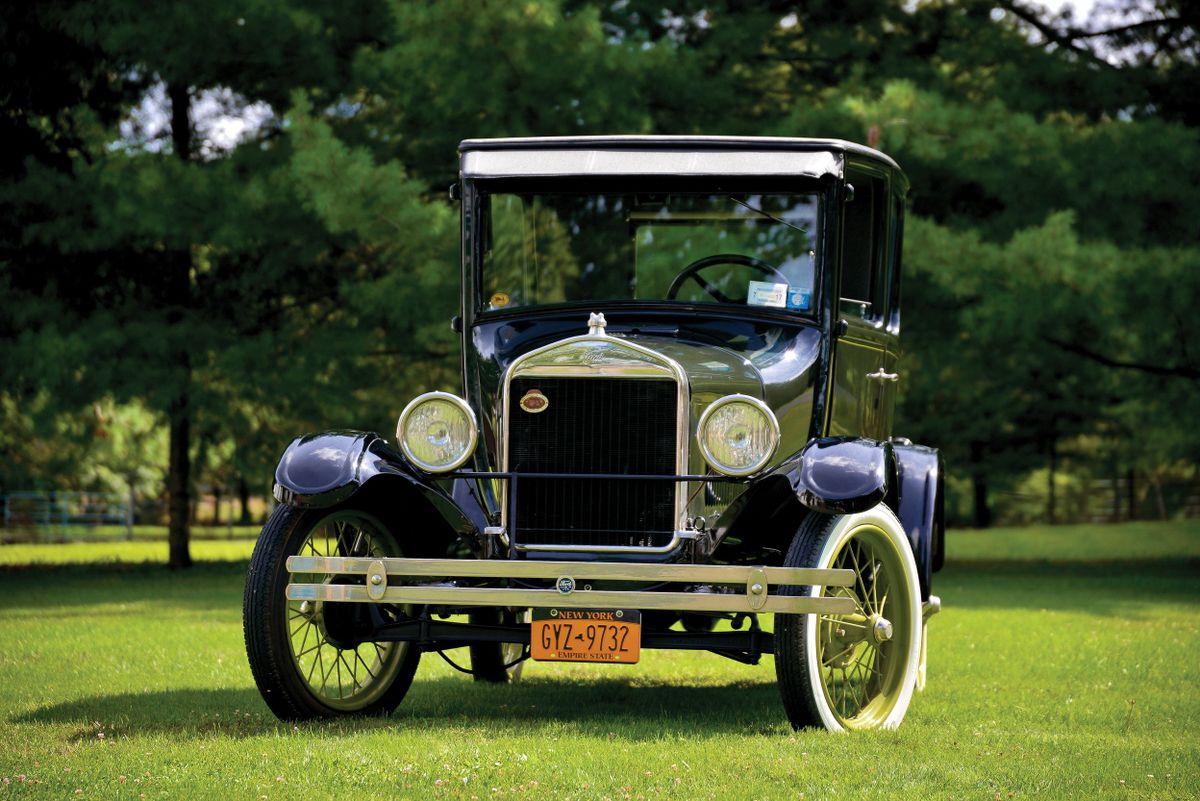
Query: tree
xmin=2 ymin=0 xmax=1195 ymax=537
xmin=0 ymin=1 xmax=421 ymax=565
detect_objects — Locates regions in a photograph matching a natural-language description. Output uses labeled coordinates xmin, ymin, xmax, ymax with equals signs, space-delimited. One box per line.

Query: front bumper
xmin=286 ymin=557 xmax=857 ymax=615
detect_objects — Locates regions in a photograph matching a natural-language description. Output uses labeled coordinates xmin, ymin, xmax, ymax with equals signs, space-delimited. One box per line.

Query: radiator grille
xmin=507 ymin=376 xmax=678 ymax=548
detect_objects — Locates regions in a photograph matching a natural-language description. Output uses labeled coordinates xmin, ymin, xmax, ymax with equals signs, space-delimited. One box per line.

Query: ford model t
xmin=244 ymin=136 xmax=944 ymax=732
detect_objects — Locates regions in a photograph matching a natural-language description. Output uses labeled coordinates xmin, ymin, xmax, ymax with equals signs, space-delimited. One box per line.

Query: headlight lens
xmin=696 ymin=395 xmax=779 ymax=476
xmin=396 ymin=392 xmax=478 ymax=473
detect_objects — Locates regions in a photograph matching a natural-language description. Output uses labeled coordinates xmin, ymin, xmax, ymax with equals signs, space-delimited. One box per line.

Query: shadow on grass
xmin=0 ymin=562 xmax=247 ymax=613
xmin=12 ymin=675 xmax=789 ymax=741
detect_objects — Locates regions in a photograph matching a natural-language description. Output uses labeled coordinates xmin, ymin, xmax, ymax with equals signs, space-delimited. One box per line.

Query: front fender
xmin=713 ymin=437 xmax=940 ymax=600
xmin=272 ymin=431 xmax=484 ymax=538
xmin=774 ymin=437 xmax=942 ymax=599
xmin=777 ymin=437 xmax=894 ymax=515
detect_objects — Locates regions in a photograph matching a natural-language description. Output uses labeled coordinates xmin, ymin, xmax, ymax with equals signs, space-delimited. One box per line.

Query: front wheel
xmin=774 ymin=505 xmax=922 ymax=731
xmin=243 ymin=503 xmax=421 ymax=720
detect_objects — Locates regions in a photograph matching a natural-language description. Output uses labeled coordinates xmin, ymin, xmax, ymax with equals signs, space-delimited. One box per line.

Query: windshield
xmin=478 ymin=189 xmax=820 ymax=314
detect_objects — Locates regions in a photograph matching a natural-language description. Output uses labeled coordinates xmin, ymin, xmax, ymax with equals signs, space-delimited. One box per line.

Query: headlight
xmin=396 ymin=392 xmax=478 ymax=473
xmin=696 ymin=395 xmax=779 ymax=476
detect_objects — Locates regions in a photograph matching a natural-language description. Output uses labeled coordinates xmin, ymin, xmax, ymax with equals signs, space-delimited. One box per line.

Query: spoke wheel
xmin=288 ymin=512 xmax=413 ymax=710
xmin=775 ymin=505 xmax=921 ymax=731
xmin=245 ymin=504 xmax=421 ymax=720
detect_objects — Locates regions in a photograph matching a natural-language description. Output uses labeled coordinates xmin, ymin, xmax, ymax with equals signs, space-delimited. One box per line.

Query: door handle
xmin=867 ymin=369 xmax=899 ymax=382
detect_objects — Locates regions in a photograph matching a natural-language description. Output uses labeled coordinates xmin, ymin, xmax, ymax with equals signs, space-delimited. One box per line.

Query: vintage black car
xmin=244 ymin=136 xmax=944 ymax=732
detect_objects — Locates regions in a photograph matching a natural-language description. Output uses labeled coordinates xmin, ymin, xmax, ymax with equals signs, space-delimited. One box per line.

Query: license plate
xmin=531 ymin=609 xmax=641 ymax=664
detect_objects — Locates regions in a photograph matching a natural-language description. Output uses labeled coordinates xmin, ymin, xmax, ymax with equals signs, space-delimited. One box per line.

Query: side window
xmin=888 ymin=196 xmax=904 ymax=331
xmin=840 ymin=172 xmax=888 ymax=320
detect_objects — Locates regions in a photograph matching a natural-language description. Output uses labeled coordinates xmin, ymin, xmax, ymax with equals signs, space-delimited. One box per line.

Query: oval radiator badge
xmin=519 ymin=388 xmax=549 ymax=414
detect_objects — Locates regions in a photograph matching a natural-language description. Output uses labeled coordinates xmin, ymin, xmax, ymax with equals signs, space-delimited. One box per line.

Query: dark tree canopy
xmin=1 ymin=0 xmax=1196 ymax=550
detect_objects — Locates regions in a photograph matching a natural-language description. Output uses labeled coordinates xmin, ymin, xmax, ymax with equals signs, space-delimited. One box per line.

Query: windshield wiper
xmin=728 ymin=196 xmax=809 ymax=236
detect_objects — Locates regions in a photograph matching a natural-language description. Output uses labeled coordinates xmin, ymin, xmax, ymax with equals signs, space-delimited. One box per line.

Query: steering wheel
xmin=665 ymin=253 xmax=790 ymax=304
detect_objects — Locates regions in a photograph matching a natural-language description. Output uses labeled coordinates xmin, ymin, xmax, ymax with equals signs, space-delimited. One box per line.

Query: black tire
xmin=244 ymin=503 xmax=421 ymax=720
xmin=468 ymin=608 xmax=527 ymax=683
xmin=774 ymin=504 xmax=922 ymax=731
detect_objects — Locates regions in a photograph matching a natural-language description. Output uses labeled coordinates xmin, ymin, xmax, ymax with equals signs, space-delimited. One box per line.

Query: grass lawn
xmin=0 ymin=520 xmax=1197 ymax=800
xmin=0 ymin=524 xmax=261 ymax=546
xmin=0 ymin=539 xmax=256 ymax=566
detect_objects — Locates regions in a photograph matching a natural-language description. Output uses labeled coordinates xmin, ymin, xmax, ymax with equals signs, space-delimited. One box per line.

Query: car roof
xmin=458 ymin=135 xmax=899 ymax=166
xmin=458 ymin=135 xmax=902 ymax=181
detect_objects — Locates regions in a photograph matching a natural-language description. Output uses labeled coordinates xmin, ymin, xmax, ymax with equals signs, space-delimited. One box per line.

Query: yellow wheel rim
xmin=287 ymin=512 xmax=411 ymax=711
xmin=815 ymin=523 xmax=916 ymax=729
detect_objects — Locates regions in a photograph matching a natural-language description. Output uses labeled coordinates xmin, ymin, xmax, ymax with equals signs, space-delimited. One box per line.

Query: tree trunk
xmin=970 ymin=441 xmax=991 ymax=528
xmin=238 ymin=477 xmax=252 ymax=525
xmin=212 ymin=488 xmax=221 ymax=526
xmin=1126 ymin=467 xmax=1137 ymax=521
xmin=1153 ymin=475 xmax=1167 ymax=520
xmin=126 ymin=475 xmax=136 ymax=541
xmin=167 ymin=405 xmax=192 ymax=568
xmin=1046 ymin=436 xmax=1057 ymax=525
xmin=165 ymin=80 xmax=193 ymax=570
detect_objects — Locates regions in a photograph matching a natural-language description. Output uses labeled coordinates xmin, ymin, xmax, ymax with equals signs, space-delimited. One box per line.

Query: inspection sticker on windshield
xmin=787 ymin=286 xmax=812 ymax=311
xmin=747 ymin=281 xmax=787 ymax=308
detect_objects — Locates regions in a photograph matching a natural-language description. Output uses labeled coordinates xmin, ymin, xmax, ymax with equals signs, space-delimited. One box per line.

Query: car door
xmin=828 ymin=168 xmax=891 ymax=440
xmin=876 ymin=193 xmax=905 ymax=438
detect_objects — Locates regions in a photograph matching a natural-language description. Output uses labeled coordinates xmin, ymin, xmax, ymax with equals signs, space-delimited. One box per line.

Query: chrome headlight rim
xmin=696 ymin=393 xmax=780 ymax=477
xmin=396 ymin=391 xmax=479 ymax=474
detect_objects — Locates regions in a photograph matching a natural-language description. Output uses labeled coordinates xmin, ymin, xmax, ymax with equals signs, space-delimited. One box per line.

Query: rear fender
xmin=893 ymin=443 xmax=945 ymax=599
xmin=272 ymin=431 xmax=486 ymax=552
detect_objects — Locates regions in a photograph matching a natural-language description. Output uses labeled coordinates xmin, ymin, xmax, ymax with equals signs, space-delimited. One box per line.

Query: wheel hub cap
xmin=870 ymin=614 xmax=893 ymax=643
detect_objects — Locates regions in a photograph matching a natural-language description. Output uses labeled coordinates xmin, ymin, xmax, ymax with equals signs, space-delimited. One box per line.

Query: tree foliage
xmin=1 ymin=0 xmax=1196 ymax=549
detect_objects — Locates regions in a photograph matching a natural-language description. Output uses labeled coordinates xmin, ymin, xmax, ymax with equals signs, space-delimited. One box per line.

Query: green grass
xmin=1 ymin=524 xmax=260 ymax=544
xmin=0 ymin=521 xmax=1197 ymax=800
xmin=0 ymin=539 xmax=256 ymax=566
xmin=947 ymin=519 xmax=1200 ymax=562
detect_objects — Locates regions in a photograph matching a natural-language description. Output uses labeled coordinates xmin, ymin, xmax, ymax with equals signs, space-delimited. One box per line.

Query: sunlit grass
xmin=0 ymin=539 xmax=256 ymax=566
xmin=948 ymin=518 xmax=1200 ymax=562
xmin=0 ymin=523 xmax=260 ymax=544
xmin=0 ymin=520 xmax=1196 ymax=799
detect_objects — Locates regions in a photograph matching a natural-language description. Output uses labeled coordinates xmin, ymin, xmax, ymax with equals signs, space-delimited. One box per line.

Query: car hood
xmin=490 ymin=318 xmax=822 ymax=469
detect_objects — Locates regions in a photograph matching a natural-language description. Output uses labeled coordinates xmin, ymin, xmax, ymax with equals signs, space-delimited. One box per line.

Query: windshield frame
xmin=464 ymin=175 xmax=830 ymax=325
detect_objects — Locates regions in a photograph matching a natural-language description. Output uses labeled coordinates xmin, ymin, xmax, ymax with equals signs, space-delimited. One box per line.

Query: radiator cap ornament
xmin=519 ymin=388 xmax=549 ymax=414
xmin=588 ymin=311 xmax=607 ymax=336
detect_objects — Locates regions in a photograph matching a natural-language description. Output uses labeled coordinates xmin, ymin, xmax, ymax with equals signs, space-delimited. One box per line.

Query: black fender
xmin=707 ymin=437 xmax=943 ymax=600
xmin=782 ymin=437 xmax=894 ymax=515
xmin=775 ymin=436 xmax=942 ymax=599
xmin=709 ymin=437 xmax=894 ymax=563
xmin=272 ymin=431 xmax=486 ymax=549
xmin=893 ymin=443 xmax=945 ymax=599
